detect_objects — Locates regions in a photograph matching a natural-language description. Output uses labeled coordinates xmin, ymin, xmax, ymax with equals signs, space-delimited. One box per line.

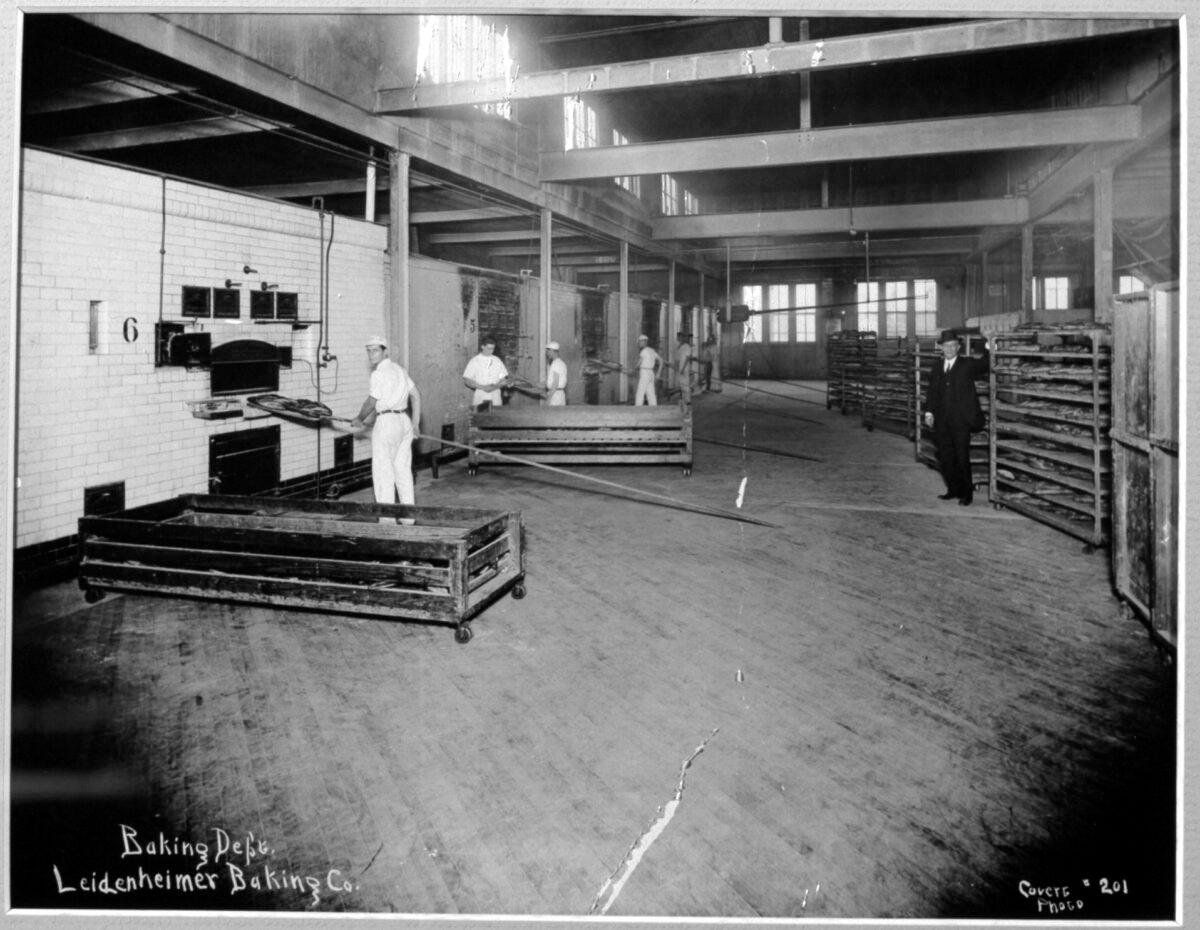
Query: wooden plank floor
xmin=10 ymin=381 xmax=1177 ymax=921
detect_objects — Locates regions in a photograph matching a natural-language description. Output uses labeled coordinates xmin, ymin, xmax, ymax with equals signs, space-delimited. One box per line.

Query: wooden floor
xmin=10 ymin=381 xmax=1177 ymax=922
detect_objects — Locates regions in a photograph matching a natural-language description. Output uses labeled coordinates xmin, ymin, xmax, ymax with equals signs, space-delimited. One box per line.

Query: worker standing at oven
xmin=544 ymin=341 xmax=568 ymax=406
xmin=351 ymin=335 xmax=422 ymax=506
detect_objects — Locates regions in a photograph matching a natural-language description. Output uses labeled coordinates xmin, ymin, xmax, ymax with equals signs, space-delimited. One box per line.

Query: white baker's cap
xmin=364 ymin=335 xmax=387 ymax=348
xmin=546 ymin=341 xmax=560 ymax=351
xmin=637 ymin=334 xmax=649 ymax=342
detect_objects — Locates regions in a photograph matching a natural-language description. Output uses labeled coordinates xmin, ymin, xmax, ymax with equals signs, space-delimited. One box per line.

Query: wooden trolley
xmin=77 ymin=494 xmax=525 ymax=643
xmin=467 ymin=405 xmax=693 ymax=475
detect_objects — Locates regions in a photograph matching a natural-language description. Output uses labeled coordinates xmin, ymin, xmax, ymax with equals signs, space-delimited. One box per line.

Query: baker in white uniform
xmin=633 ymin=334 xmax=662 ymax=406
xmin=462 ymin=336 xmax=510 ymax=409
xmin=351 ymin=335 xmax=421 ymax=506
xmin=544 ymin=342 xmax=568 ymax=406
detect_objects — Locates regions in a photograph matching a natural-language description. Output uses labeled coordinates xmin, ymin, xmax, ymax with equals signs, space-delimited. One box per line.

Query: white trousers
xmin=634 ymin=369 xmax=657 ymax=406
xmin=371 ymin=412 xmax=414 ymax=505
xmin=547 ymin=389 xmax=566 ymax=406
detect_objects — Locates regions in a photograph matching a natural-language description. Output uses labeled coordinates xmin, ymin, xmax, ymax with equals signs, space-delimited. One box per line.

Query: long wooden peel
xmin=694 ymin=435 xmax=825 ymax=463
xmin=418 ymin=432 xmax=781 ymax=529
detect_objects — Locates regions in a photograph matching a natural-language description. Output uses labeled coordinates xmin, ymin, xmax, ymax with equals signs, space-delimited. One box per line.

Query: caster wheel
xmin=865 ymin=425 xmax=874 ymax=432
xmin=512 ymin=583 xmax=527 ymax=600
xmin=468 ymin=465 xmax=478 ymax=476
xmin=1082 ymin=544 xmax=1096 ymax=555
xmin=84 ymin=588 xmax=105 ymax=604
xmin=682 ymin=467 xmax=692 ymax=477
xmin=454 ymin=625 xmax=473 ymax=644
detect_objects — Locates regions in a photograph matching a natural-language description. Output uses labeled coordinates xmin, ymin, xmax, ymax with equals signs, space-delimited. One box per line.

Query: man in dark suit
xmin=923 ymin=329 xmax=992 ymax=506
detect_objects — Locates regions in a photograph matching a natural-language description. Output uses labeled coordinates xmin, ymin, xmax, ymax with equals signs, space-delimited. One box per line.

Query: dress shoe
xmin=958 ymin=497 xmax=972 ymax=506
xmin=937 ymin=492 xmax=956 ymax=500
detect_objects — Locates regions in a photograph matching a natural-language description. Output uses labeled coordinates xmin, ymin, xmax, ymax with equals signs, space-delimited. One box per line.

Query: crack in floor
xmin=588 ymin=728 xmax=719 ymax=916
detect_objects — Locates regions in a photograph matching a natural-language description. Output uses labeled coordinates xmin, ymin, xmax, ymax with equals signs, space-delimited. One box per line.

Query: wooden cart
xmin=467 ymin=405 xmax=693 ymax=474
xmin=77 ymin=494 xmax=525 ymax=643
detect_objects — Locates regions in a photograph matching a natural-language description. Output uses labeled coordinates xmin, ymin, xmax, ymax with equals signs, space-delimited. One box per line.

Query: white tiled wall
xmin=16 ymin=149 xmax=388 ymax=548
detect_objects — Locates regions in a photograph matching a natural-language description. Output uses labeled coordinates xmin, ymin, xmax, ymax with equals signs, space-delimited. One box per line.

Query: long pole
xmin=421 ymin=432 xmax=780 ymax=528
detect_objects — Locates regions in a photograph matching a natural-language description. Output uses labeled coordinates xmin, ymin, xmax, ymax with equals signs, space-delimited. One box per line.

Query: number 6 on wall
xmin=123 ymin=317 xmax=138 ymax=343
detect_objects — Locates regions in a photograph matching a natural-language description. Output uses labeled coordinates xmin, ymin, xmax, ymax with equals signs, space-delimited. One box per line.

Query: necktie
xmin=944 ymin=360 xmax=953 ymax=373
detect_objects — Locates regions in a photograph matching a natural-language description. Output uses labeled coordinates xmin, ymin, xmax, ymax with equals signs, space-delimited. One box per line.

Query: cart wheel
xmin=467 ymin=465 xmax=477 ymax=476
xmin=84 ymin=587 xmax=105 ymax=604
xmin=992 ymin=504 xmax=1001 ymax=511
xmin=454 ymin=624 xmax=473 ymax=644
xmin=1082 ymin=543 xmax=1096 ymax=555
xmin=865 ymin=424 xmax=874 ymax=432
xmin=682 ymin=466 xmax=692 ymax=477
xmin=512 ymin=583 xmax=527 ymax=600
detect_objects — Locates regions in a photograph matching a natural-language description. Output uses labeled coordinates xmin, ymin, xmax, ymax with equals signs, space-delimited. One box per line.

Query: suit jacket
xmin=925 ymin=351 xmax=989 ymax=430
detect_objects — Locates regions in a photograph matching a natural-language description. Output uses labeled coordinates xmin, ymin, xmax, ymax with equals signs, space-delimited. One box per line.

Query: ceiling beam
xmin=562 ymin=262 xmax=670 ymax=272
xmin=47 ymin=116 xmax=287 ymax=153
xmin=1027 ymin=74 xmax=1177 ymax=223
xmin=541 ymin=106 xmax=1140 ymax=181
xmin=655 ymin=198 xmax=1028 ymax=239
xmin=25 ymin=77 xmax=193 ymax=114
xmin=426 ymin=228 xmax=580 ymax=244
xmin=75 ymin=13 xmax=400 ymax=148
xmin=377 ymin=18 xmax=1170 ymax=113
xmin=410 ymin=207 xmax=529 ymax=224
xmin=242 ymin=177 xmax=389 ymax=199
xmin=694 ymin=235 xmax=981 ymax=262
xmin=486 ymin=242 xmax=618 ymax=258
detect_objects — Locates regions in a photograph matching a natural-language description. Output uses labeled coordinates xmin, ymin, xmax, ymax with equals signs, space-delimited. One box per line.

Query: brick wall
xmin=16 ymin=149 xmax=388 ymax=550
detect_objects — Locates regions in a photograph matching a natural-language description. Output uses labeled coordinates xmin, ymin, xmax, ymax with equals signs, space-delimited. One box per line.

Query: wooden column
xmin=619 ymin=240 xmax=629 ymax=403
xmin=769 ymin=17 xmax=783 ymax=43
xmin=799 ymin=19 xmax=812 ymax=130
xmin=365 ymin=149 xmax=376 ymax=223
xmin=540 ymin=208 xmax=553 ymax=384
xmin=387 ymin=150 xmax=410 ymax=368
xmin=1021 ymin=224 xmax=1034 ymax=322
xmin=667 ymin=259 xmax=676 ymax=387
xmin=1093 ymin=167 xmax=1114 ymax=323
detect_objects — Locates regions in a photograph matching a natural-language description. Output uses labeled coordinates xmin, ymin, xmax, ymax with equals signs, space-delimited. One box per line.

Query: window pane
xmin=1118 ymin=274 xmax=1143 ymax=294
xmin=767 ymin=285 xmax=789 ymax=341
xmin=418 ymin=16 xmax=513 ymax=119
xmin=913 ymin=279 xmax=938 ymax=336
xmin=742 ymin=285 xmax=762 ymax=343
xmin=794 ymin=282 xmax=817 ymax=342
xmin=1045 ymin=276 xmax=1069 ymax=310
xmin=856 ymin=281 xmax=879 ymax=333
xmin=884 ymin=280 xmax=909 ymax=339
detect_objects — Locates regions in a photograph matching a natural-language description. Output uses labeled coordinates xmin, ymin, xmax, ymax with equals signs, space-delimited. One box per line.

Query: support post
xmin=365 ymin=148 xmax=376 ymax=222
xmin=619 ymin=240 xmax=630 ymax=403
xmin=541 ymin=207 xmax=553 ymax=384
xmin=1093 ymin=167 xmax=1114 ymax=323
xmin=388 ymin=150 xmax=410 ymax=369
xmin=1021 ymin=223 xmax=1034 ymax=322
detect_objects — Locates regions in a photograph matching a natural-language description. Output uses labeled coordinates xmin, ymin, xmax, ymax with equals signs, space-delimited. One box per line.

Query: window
xmin=856 ymin=281 xmax=880 ymax=334
xmin=565 ymin=96 xmax=598 ymax=151
xmin=767 ymin=285 xmax=789 ymax=341
xmin=884 ymin=280 xmax=909 ymax=339
xmin=913 ymin=279 xmax=938 ymax=336
xmin=1033 ymin=276 xmax=1069 ymax=311
xmin=660 ymin=174 xmax=698 ymax=216
xmin=1117 ymin=274 xmax=1144 ymax=294
xmin=741 ymin=285 xmax=763 ymax=343
xmin=660 ymin=175 xmax=679 ymax=215
xmin=417 ymin=16 xmax=514 ymax=119
xmin=794 ymin=282 xmax=817 ymax=342
xmin=612 ymin=130 xmax=641 ymax=197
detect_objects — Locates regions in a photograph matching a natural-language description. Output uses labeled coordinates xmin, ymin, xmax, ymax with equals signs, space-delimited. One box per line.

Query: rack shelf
xmin=989 ymin=326 xmax=1111 ymax=548
xmin=861 ymin=347 xmax=914 ymax=437
xmin=826 ymin=330 xmax=876 ymax=414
